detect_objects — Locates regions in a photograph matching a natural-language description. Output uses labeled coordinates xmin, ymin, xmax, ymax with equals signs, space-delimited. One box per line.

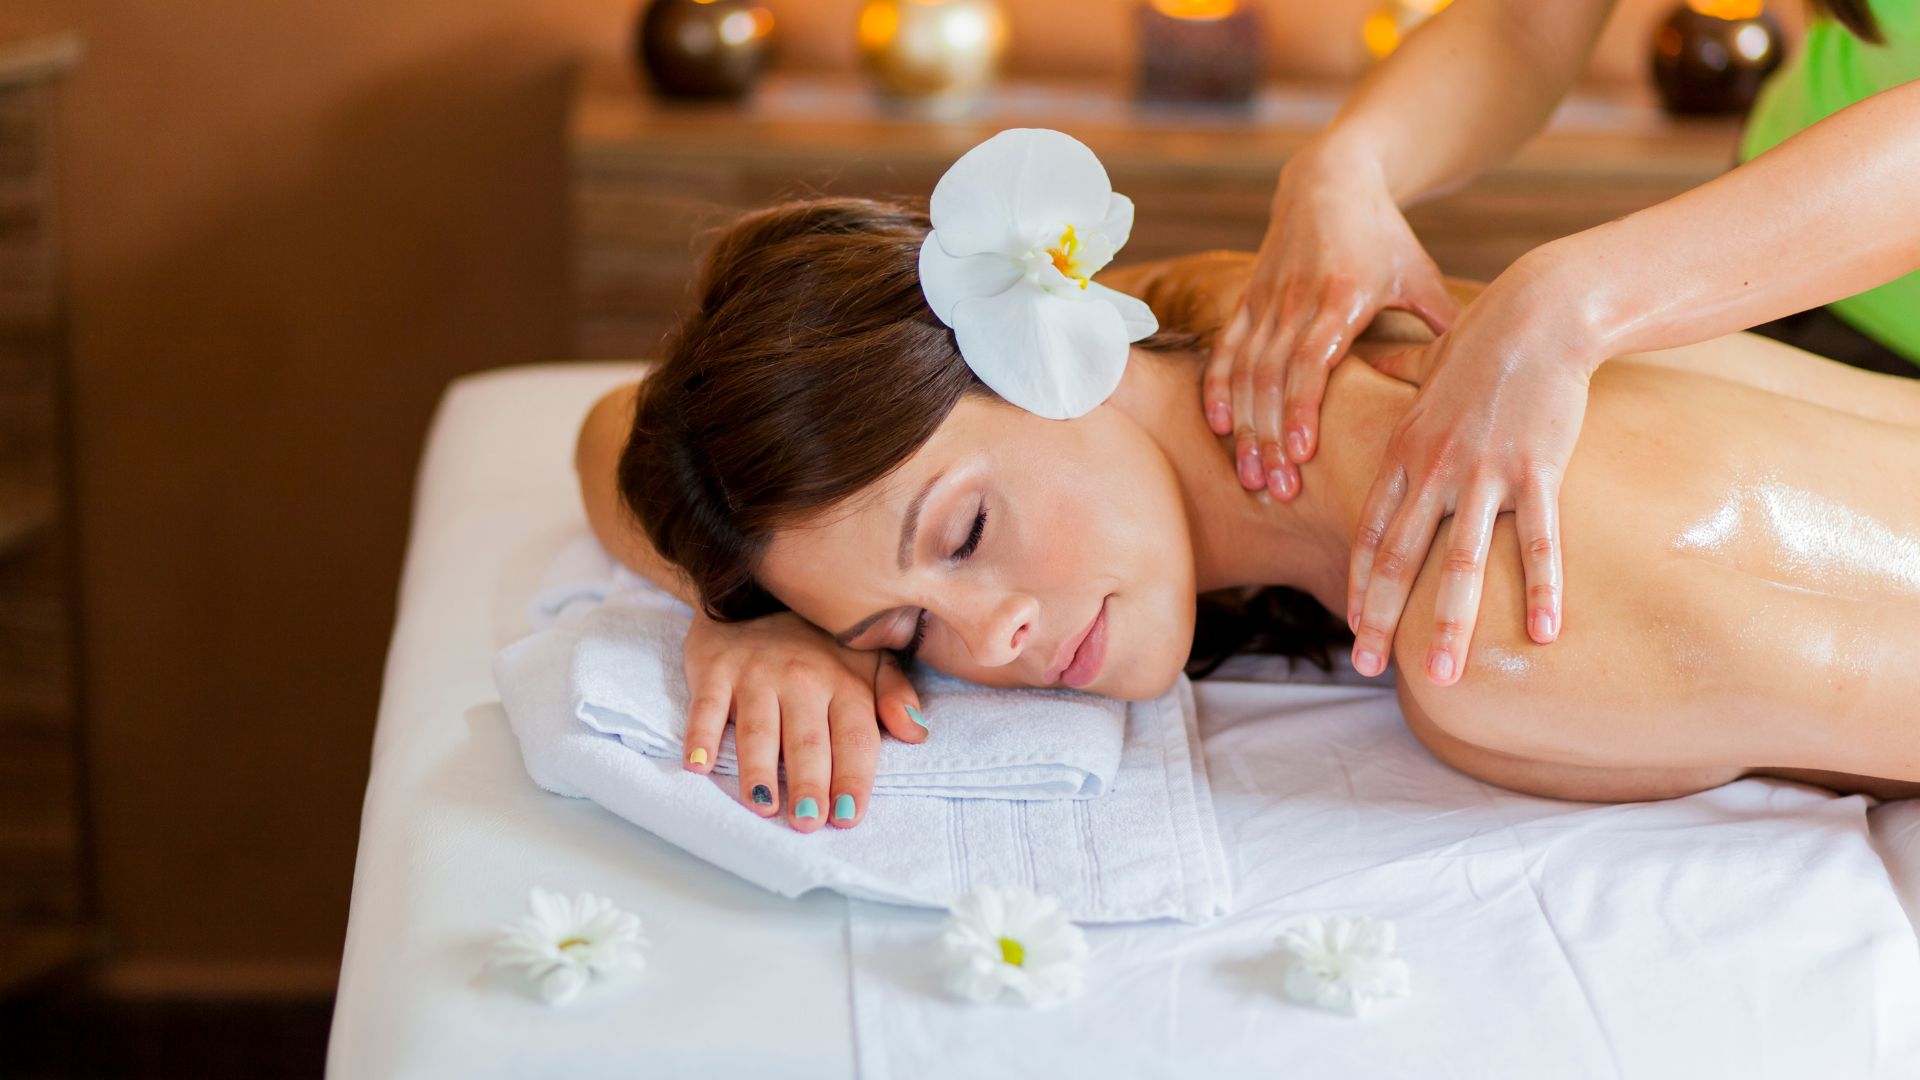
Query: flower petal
xmin=537 ymin=962 xmax=591 ymax=1006
xmin=951 ymin=288 xmax=1129 ymax=420
xmin=1086 ymin=282 xmax=1158 ymax=342
xmin=929 ymin=129 xmax=1113 ymax=258
xmin=918 ymin=236 xmax=1023 ymax=328
xmin=1092 ymin=192 xmax=1136 ymax=253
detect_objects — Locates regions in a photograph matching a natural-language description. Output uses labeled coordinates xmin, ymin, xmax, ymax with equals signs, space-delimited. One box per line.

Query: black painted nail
xmin=751 ymin=784 xmax=773 ymax=805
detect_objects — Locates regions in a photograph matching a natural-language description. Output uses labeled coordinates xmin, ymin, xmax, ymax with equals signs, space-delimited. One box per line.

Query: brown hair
xmin=618 ymin=196 xmax=1349 ymax=677
xmin=1811 ymin=0 xmax=1882 ymax=43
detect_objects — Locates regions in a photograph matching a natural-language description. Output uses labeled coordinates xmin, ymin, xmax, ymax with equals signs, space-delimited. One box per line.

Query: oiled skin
xmin=1114 ymin=252 xmax=1920 ymax=801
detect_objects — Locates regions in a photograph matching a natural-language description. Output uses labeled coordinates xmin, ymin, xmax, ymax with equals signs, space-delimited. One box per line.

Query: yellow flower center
xmin=998 ymin=936 xmax=1025 ymax=966
xmin=1047 ymin=225 xmax=1090 ymax=290
xmin=557 ymin=937 xmax=588 ymax=951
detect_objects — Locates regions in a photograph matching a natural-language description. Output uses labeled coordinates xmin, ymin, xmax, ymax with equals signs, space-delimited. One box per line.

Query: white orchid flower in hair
xmin=917 ymin=128 xmax=1158 ymax=420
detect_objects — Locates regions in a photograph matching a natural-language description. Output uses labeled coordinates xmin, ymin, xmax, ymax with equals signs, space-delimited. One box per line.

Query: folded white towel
xmin=493 ymin=539 xmax=1233 ymax=923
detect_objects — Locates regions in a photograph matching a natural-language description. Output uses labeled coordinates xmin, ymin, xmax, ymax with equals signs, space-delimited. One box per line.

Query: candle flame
xmin=1149 ymin=0 xmax=1238 ymax=20
xmin=1686 ymin=0 xmax=1764 ymax=18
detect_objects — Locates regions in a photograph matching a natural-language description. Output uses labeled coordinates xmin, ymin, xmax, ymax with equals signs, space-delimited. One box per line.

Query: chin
xmin=1088 ymin=590 xmax=1196 ymax=702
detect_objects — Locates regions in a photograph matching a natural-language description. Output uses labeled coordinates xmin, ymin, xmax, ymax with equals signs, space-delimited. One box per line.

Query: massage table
xmin=329 ymin=363 xmax=1920 ymax=1078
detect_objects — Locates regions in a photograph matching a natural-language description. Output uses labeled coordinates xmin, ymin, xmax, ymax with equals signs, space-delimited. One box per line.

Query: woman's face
xmin=756 ymin=394 xmax=1197 ymax=701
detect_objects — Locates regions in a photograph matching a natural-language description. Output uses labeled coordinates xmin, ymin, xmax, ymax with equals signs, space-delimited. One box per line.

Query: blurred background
xmin=0 ymin=0 xmax=1799 ymax=1074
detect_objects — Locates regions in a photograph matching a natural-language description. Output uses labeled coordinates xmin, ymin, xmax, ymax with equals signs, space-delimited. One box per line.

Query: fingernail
xmin=1429 ymin=651 xmax=1454 ymax=682
xmin=1207 ymin=402 xmax=1230 ymax=433
xmin=795 ymin=796 xmax=820 ymax=821
xmin=905 ymin=704 xmax=929 ymax=731
xmin=1348 ymin=611 xmax=1359 ymax=634
xmin=1267 ymin=468 xmax=1288 ymax=497
xmin=1287 ymin=429 xmax=1310 ymax=461
xmin=1531 ymin=610 xmax=1552 ymax=642
xmin=687 ymin=747 xmax=708 ymax=767
xmin=751 ymin=784 xmax=773 ymax=806
xmin=833 ymin=794 xmax=856 ymax=821
xmin=1239 ymin=452 xmax=1262 ymax=489
xmin=1355 ymin=649 xmax=1382 ymax=676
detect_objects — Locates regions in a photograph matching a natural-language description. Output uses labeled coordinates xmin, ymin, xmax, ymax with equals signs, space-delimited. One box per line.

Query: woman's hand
xmin=679 ymin=608 xmax=928 ymax=831
xmin=1346 ymin=251 xmax=1597 ymax=685
xmin=1207 ymin=139 xmax=1458 ymax=499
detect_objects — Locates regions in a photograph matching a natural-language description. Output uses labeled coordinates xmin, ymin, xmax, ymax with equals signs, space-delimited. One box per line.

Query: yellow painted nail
xmin=688 ymin=747 xmax=708 ymax=766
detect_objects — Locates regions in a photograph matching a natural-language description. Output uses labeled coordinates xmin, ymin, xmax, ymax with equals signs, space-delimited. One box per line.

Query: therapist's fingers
xmin=1230 ymin=316 xmax=1268 ymax=491
xmin=1283 ymin=289 xmax=1367 ymax=467
xmin=1347 ymin=457 xmax=1408 ymax=636
xmin=732 ymin=687 xmax=781 ymax=818
xmin=1423 ymin=482 xmax=1504 ymax=687
xmin=1352 ymin=481 xmax=1448 ymax=679
xmin=681 ymin=671 xmax=731 ymax=775
xmin=1515 ymin=468 xmax=1564 ymax=644
xmin=871 ymin=651 xmax=928 ymax=744
xmin=825 ymin=694 xmax=879 ymax=828
xmin=1206 ymin=301 xmax=1256 ymax=436
xmin=779 ymin=688 xmax=833 ymax=833
xmin=1253 ymin=304 xmax=1306 ymax=498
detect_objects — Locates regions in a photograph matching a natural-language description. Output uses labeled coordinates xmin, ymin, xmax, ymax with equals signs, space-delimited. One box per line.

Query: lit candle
xmin=856 ymin=0 xmax=1009 ymax=108
xmin=1149 ymin=0 xmax=1239 ymax=19
xmin=1362 ymin=0 xmax=1452 ymax=61
xmin=1136 ymin=0 xmax=1264 ymax=104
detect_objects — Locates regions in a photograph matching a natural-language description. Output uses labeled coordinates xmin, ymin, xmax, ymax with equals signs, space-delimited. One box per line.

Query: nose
xmin=946 ymin=588 xmax=1037 ymax=670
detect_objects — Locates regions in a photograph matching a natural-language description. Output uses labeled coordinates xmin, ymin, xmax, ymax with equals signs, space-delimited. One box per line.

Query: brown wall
xmin=0 ymin=0 xmax=1759 ymax=992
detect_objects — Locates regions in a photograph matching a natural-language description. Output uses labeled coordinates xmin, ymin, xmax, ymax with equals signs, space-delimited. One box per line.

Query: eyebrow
xmin=832 ymin=468 xmax=945 ymax=648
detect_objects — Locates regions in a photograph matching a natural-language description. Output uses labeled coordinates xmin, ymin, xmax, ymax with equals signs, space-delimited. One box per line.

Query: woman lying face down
xmin=605 ymin=197 xmax=1920 ymax=809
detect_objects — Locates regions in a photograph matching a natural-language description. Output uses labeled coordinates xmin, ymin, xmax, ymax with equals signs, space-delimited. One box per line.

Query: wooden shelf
xmin=0 ymin=923 xmax=102 ymax=992
xmin=570 ymin=67 xmax=1742 ymax=359
xmin=0 ymin=483 xmax=53 ymax=561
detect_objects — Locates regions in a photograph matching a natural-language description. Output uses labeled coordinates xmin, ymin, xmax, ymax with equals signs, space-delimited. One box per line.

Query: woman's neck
xmin=1106 ymin=346 xmax=1417 ymax=614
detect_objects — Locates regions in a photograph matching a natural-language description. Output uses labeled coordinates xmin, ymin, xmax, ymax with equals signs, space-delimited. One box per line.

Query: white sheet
xmin=852 ymin=682 xmax=1920 ymax=1078
xmin=331 ymin=363 xmax=1920 ymax=1079
xmin=329 ymin=364 xmax=859 ymax=1080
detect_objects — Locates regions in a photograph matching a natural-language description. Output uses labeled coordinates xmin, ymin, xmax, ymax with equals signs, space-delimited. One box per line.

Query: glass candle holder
xmin=856 ymin=0 xmax=1009 ymax=112
xmin=635 ymin=0 xmax=777 ymax=101
xmin=1136 ymin=0 xmax=1265 ymax=105
xmin=1649 ymin=0 xmax=1784 ymax=116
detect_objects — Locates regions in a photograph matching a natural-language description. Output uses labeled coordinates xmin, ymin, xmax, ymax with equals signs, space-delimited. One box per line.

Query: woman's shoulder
xmin=576 ymin=380 xmax=643 ymax=466
xmin=1103 ymin=251 xmax=1256 ymax=340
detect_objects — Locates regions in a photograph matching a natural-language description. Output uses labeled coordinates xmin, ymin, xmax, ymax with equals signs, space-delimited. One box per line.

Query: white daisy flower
xmin=1274 ymin=913 xmax=1411 ymax=1017
xmin=940 ymin=884 xmax=1089 ymax=1008
xmin=918 ymin=127 xmax=1158 ymax=420
xmin=489 ymin=888 xmax=648 ymax=1006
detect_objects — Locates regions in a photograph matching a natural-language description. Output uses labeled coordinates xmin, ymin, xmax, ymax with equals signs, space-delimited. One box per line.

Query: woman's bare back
xmin=1109 ymin=249 xmax=1920 ymax=801
xmin=1379 ymin=329 xmax=1920 ymax=800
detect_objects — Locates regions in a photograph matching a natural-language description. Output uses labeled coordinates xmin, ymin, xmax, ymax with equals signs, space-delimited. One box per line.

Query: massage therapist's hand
xmin=1208 ymin=139 xmax=1457 ymax=498
xmin=1347 ymin=251 xmax=1593 ymax=685
xmin=679 ymin=608 xmax=928 ymax=831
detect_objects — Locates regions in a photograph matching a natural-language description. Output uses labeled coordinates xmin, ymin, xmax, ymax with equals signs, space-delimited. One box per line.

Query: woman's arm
xmin=1542 ymin=77 xmax=1920 ymax=366
xmin=575 ymin=379 xmax=700 ymax=607
xmin=1322 ymin=0 xmax=1618 ymax=206
xmin=1347 ymin=78 xmax=1920 ymax=693
xmin=573 ymin=378 xmax=931 ymax=832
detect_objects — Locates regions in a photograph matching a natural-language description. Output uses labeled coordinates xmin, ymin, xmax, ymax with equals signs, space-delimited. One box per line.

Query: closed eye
xmin=892 ymin=504 xmax=988 ymax=666
xmin=953 ymin=504 xmax=987 ymax=561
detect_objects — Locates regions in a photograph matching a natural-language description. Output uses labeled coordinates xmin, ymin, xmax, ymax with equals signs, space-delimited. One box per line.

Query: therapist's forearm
xmin=1317 ymin=0 xmax=1617 ymax=206
xmin=1549 ymin=78 xmax=1920 ymax=369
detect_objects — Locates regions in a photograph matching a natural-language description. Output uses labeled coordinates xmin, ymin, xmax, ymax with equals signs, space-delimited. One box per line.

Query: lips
xmin=1045 ymin=596 xmax=1110 ymax=688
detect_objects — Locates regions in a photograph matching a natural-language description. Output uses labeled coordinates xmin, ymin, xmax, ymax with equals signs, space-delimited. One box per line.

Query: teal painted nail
xmin=833 ymin=793 xmax=856 ymax=821
xmin=905 ymin=704 xmax=929 ymax=731
xmin=795 ymin=796 xmax=819 ymax=820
